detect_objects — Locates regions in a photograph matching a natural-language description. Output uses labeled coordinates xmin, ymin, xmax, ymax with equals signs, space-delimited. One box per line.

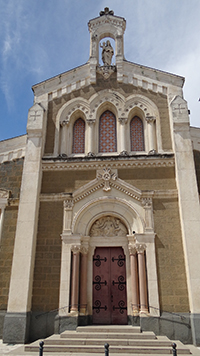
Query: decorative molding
xmin=74 ymin=182 xmax=104 ymax=203
xmin=0 ymin=148 xmax=25 ymax=164
xmin=40 ymin=193 xmax=72 ymax=201
xmin=88 ymin=15 xmax=126 ymax=33
xmin=42 ymin=157 xmax=175 ymax=171
xmin=40 ymin=189 xmax=178 ymax=202
xmin=90 ymin=216 xmax=128 ymax=237
xmin=97 ymin=167 xmax=117 ymax=191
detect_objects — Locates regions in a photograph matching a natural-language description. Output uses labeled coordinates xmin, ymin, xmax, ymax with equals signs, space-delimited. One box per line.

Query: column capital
xmin=118 ymin=117 xmax=128 ymax=125
xmin=128 ymin=244 xmax=137 ymax=255
xmin=80 ymin=245 xmax=89 ymax=255
xmin=71 ymin=245 xmax=81 ymax=254
xmin=145 ymin=116 xmax=156 ymax=123
xmin=136 ymin=243 xmax=146 ymax=254
xmin=86 ymin=119 xmax=95 ymax=126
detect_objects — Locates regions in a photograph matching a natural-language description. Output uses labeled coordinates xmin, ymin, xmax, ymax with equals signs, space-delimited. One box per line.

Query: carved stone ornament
xmin=145 ymin=116 xmax=156 ymax=124
xmin=60 ymin=119 xmax=69 ymax=127
xmin=64 ymin=199 xmax=74 ymax=210
xmin=128 ymin=244 xmax=137 ymax=255
xmin=99 ymin=7 xmax=114 ymax=16
xmin=71 ymin=245 xmax=81 ymax=254
xmin=87 ymin=119 xmax=95 ymax=126
xmin=90 ymin=216 xmax=128 ymax=237
xmin=136 ymin=243 xmax=146 ymax=254
xmin=80 ymin=245 xmax=89 ymax=255
xmin=96 ymin=65 xmax=116 ymax=80
xmin=141 ymin=197 xmax=152 ymax=207
xmin=170 ymin=95 xmax=190 ymax=125
xmin=118 ymin=117 xmax=128 ymax=125
xmin=97 ymin=167 xmax=117 ymax=191
xmin=0 ymin=189 xmax=10 ymax=199
xmin=100 ymin=40 xmax=114 ymax=66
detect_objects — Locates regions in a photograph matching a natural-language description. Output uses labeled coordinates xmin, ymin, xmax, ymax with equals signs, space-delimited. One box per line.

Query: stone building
xmin=1 ymin=7 xmax=200 ymax=346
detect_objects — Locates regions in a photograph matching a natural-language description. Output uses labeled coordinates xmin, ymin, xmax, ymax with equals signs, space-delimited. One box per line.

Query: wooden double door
xmin=92 ymin=247 xmax=127 ymax=324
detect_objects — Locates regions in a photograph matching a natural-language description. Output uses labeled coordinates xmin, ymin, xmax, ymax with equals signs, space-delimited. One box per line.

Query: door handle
xmin=111 ymin=294 xmax=113 ymax=303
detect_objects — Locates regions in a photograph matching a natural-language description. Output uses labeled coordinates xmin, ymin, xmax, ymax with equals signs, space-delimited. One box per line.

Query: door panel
xmin=93 ymin=247 xmax=127 ymax=325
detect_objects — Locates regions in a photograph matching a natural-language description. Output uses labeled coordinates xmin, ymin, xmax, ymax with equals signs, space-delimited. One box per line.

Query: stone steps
xmin=25 ymin=325 xmax=191 ymax=355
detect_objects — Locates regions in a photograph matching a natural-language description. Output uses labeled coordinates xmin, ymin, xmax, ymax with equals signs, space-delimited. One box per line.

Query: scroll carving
xmin=90 ymin=216 xmax=127 ymax=237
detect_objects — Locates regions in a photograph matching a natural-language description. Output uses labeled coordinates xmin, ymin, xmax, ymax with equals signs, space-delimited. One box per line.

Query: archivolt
xmin=72 ymin=196 xmax=145 ymax=235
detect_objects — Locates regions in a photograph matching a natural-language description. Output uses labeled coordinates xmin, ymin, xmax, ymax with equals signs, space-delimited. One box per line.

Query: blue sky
xmin=0 ymin=0 xmax=200 ymax=141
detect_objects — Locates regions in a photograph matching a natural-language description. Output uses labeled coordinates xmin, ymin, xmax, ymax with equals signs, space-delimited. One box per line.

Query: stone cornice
xmin=42 ymin=154 xmax=175 ymax=171
xmin=40 ymin=188 xmax=177 ymax=203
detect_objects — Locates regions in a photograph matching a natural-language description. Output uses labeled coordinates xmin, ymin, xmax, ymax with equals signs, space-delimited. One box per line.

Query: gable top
xmin=32 ymin=8 xmax=185 ymax=99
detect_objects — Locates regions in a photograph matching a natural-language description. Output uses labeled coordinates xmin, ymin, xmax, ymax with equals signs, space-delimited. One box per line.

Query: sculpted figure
xmin=90 ymin=216 xmax=127 ymax=237
xmin=100 ymin=40 xmax=114 ymax=66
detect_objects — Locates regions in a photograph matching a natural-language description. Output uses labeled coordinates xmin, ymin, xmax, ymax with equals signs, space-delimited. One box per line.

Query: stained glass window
xmin=99 ymin=110 xmax=117 ymax=153
xmin=72 ymin=118 xmax=85 ymax=153
xmin=130 ymin=117 xmax=144 ymax=151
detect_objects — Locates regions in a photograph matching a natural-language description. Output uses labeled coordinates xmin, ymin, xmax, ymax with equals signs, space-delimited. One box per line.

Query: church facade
xmin=1 ymin=8 xmax=200 ymax=346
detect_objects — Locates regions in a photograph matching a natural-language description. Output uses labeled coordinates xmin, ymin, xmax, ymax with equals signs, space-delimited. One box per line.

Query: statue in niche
xmin=90 ymin=216 xmax=127 ymax=237
xmin=100 ymin=40 xmax=114 ymax=66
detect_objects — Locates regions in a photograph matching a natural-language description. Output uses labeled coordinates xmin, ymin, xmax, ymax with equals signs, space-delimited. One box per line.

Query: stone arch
xmin=54 ymin=98 xmax=90 ymax=155
xmin=72 ymin=196 xmax=145 ymax=235
xmin=126 ymin=94 xmax=161 ymax=152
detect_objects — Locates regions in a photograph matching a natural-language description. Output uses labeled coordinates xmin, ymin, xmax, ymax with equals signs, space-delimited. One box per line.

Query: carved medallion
xmin=97 ymin=167 xmax=117 ymax=191
xmin=90 ymin=216 xmax=127 ymax=237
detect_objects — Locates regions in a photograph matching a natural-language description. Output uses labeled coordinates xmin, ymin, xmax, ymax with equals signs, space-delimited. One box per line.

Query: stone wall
xmin=154 ymin=198 xmax=189 ymax=313
xmin=31 ymin=201 xmax=63 ymax=312
xmin=0 ymin=207 xmax=18 ymax=310
xmin=41 ymin=170 xmax=96 ymax=194
xmin=0 ymin=158 xmax=24 ymax=199
xmin=119 ymin=166 xmax=176 ymax=190
xmin=0 ymin=158 xmax=24 ymax=337
xmin=0 ymin=158 xmax=24 ymax=311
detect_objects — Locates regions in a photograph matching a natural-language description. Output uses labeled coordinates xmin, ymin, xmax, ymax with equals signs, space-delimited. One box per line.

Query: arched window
xmin=72 ymin=118 xmax=85 ymax=153
xmin=99 ymin=110 xmax=117 ymax=153
xmin=130 ymin=116 xmax=144 ymax=151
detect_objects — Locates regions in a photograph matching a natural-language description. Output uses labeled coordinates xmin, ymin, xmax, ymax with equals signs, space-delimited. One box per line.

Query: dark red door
xmin=93 ymin=247 xmax=127 ymax=324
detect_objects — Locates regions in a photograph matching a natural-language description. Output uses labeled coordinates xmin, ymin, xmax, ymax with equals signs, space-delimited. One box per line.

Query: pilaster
xmin=3 ymin=102 xmax=47 ymax=343
xmin=170 ymin=95 xmax=200 ymax=345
